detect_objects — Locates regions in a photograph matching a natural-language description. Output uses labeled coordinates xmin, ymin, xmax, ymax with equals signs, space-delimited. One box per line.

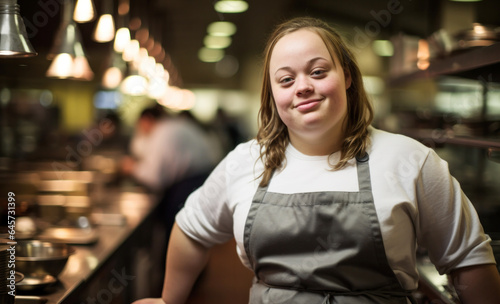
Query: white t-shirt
xmin=176 ymin=127 xmax=495 ymax=290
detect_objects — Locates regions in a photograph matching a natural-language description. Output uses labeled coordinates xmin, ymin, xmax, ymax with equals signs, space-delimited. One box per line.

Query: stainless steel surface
xmin=37 ymin=227 xmax=99 ymax=245
xmin=17 ymin=188 xmax=156 ymax=303
xmin=0 ymin=0 xmax=37 ymax=58
xmin=36 ymin=195 xmax=92 ymax=225
xmin=454 ymin=23 xmax=500 ymax=50
xmin=16 ymin=274 xmax=57 ymax=292
xmin=37 ymin=180 xmax=88 ymax=194
xmin=15 ymin=240 xmax=74 ymax=278
xmin=14 ymin=296 xmax=48 ymax=304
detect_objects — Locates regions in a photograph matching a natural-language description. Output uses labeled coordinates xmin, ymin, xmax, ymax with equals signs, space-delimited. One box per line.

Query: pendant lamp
xmin=93 ymin=0 xmax=115 ymax=42
xmin=0 ymin=0 xmax=37 ymax=57
xmin=46 ymin=0 xmax=93 ymax=80
xmin=73 ymin=0 xmax=95 ymax=23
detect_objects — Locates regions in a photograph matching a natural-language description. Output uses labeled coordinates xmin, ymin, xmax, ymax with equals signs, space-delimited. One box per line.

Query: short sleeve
xmin=415 ymin=150 xmax=495 ymax=274
xmin=175 ymin=156 xmax=234 ymax=248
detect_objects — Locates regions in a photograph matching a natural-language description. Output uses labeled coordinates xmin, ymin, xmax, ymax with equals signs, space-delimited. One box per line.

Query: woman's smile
xmin=294 ymin=98 xmax=323 ymax=112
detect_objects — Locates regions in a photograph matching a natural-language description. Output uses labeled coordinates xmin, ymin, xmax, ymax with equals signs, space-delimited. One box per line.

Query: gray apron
xmin=243 ymin=154 xmax=416 ymax=304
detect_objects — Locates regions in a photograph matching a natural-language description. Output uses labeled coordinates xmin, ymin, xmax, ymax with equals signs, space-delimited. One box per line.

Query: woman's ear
xmin=344 ymin=68 xmax=352 ymax=90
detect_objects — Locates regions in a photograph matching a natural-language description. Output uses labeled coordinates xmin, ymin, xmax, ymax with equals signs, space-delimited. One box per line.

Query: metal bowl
xmin=15 ymin=240 xmax=75 ymax=278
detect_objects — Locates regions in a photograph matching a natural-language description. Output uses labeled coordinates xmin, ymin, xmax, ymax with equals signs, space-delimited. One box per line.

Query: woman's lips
xmin=295 ymin=99 xmax=321 ymax=112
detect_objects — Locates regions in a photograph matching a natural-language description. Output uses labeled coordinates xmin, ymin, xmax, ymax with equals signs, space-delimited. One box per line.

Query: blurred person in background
xmin=212 ymin=108 xmax=250 ymax=154
xmin=121 ymin=105 xmax=220 ymax=193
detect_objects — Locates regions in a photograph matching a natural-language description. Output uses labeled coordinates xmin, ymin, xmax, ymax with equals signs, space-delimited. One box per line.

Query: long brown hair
xmin=256 ymin=17 xmax=373 ymax=187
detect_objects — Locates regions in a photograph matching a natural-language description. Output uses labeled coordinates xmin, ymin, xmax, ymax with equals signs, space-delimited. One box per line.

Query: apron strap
xmin=321 ymin=289 xmax=417 ymax=304
xmin=257 ymin=280 xmax=417 ymax=304
xmin=355 ymin=153 xmax=372 ymax=192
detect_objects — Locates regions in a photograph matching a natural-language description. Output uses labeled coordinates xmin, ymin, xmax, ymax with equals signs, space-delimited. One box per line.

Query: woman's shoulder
xmin=368 ymin=127 xmax=432 ymax=167
xmin=370 ymin=127 xmax=430 ymax=152
xmin=226 ymin=139 xmax=261 ymax=161
xmin=220 ymin=139 xmax=264 ymax=179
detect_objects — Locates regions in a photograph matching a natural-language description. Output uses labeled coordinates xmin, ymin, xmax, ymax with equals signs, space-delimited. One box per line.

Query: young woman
xmin=134 ymin=17 xmax=500 ymax=304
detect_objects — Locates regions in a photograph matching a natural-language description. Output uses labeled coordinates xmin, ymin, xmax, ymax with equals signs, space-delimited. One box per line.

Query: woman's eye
xmin=312 ymin=69 xmax=325 ymax=76
xmin=280 ymin=77 xmax=293 ymax=84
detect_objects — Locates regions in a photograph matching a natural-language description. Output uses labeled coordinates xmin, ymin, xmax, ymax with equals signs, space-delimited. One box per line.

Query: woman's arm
xmin=132 ymin=223 xmax=210 ymax=304
xmin=161 ymin=223 xmax=211 ymax=304
xmin=450 ymin=264 xmax=500 ymax=304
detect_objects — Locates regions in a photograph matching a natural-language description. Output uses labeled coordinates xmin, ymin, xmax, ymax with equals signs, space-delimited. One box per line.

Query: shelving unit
xmin=389 ymin=42 xmax=500 ymax=86
xmin=389 ymin=42 xmax=500 ymax=154
xmin=399 ymin=128 xmax=500 ymax=148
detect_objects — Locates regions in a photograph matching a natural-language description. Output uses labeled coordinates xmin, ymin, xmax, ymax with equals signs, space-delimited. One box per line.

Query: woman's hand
xmin=131 ymin=298 xmax=165 ymax=304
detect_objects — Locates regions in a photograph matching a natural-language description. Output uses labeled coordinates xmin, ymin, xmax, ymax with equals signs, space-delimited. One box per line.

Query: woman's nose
xmin=295 ymin=76 xmax=313 ymax=96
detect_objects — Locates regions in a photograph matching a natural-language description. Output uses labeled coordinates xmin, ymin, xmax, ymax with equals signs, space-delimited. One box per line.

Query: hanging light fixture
xmin=120 ymin=74 xmax=148 ymax=96
xmin=94 ymin=14 xmax=115 ymax=42
xmin=93 ymin=0 xmax=115 ymax=42
xmin=73 ymin=0 xmax=95 ymax=23
xmin=122 ymin=39 xmax=140 ymax=62
xmin=207 ymin=21 xmax=237 ymax=37
xmin=214 ymin=0 xmax=248 ymax=13
xmin=114 ymin=27 xmax=131 ymax=52
xmin=102 ymin=50 xmax=126 ymax=89
xmin=0 ymin=0 xmax=37 ymax=57
xmin=47 ymin=0 xmax=93 ymax=80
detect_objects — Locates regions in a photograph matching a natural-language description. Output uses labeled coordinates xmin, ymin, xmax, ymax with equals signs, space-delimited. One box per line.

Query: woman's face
xmin=269 ymin=29 xmax=351 ymax=153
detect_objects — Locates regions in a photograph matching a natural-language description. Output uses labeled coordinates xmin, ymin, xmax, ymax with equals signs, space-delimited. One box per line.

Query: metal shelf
xmin=389 ymin=43 xmax=500 ymax=86
xmin=400 ymin=128 xmax=500 ymax=150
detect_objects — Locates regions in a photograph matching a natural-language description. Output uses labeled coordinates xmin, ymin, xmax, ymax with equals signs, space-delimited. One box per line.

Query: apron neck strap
xmin=355 ymin=153 xmax=372 ymax=192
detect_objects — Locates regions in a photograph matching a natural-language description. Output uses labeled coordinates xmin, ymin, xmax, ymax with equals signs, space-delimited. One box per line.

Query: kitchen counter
xmin=14 ymin=186 xmax=162 ymax=304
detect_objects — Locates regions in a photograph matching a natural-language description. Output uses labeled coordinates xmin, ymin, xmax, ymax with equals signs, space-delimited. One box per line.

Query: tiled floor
xmin=186 ymin=239 xmax=254 ymax=304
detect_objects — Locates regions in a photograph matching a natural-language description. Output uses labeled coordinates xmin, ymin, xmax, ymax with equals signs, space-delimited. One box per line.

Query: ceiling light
xmin=132 ymin=47 xmax=149 ymax=70
xmin=102 ymin=66 xmax=123 ymax=89
xmin=114 ymin=27 xmax=131 ymax=52
xmin=46 ymin=52 xmax=94 ymax=80
xmin=120 ymin=75 xmax=148 ymax=96
xmin=214 ymin=0 xmax=248 ymax=13
xmin=47 ymin=53 xmax=73 ymax=78
xmin=204 ymin=35 xmax=232 ymax=49
xmin=135 ymin=28 xmax=149 ymax=45
xmin=94 ymin=14 xmax=115 ymax=42
xmin=207 ymin=21 xmax=237 ymax=37
xmin=118 ymin=0 xmax=129 ymax=15
xmin=139 ymin=56 xmax=156 ymax=78
xmin=198 ymin=47 xmax=224 ymax=63
xmin=47 ymin=0 xmax=93 ymax=80
xmin=147 ymin=76 xmax=167 ymax=99
xmin=73 ymin=0 xmax=95 ymax=23
xmin=122 ymin=39 xmax=140 ymax=62
xmin=0 ymin=0 xmax=37 ymax=57
xmin=158 ymin=87 xmax=196 ymax=111
xmin=70 ymin=55 xmax=94 ymax=79
xmin=372 ymin=40 xmax=393 ymax=57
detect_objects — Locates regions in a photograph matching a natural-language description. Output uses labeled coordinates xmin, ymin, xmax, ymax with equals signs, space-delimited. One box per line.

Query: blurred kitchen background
xmin=1 ymin=0 xmax=500 ymax=303
xmin=2 ymin=0 xmax=499 ymax=221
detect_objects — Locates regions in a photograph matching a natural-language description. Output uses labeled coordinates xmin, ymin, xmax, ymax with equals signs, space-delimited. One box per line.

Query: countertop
xmin=14 ymin=186 xmax=157 ymax=304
